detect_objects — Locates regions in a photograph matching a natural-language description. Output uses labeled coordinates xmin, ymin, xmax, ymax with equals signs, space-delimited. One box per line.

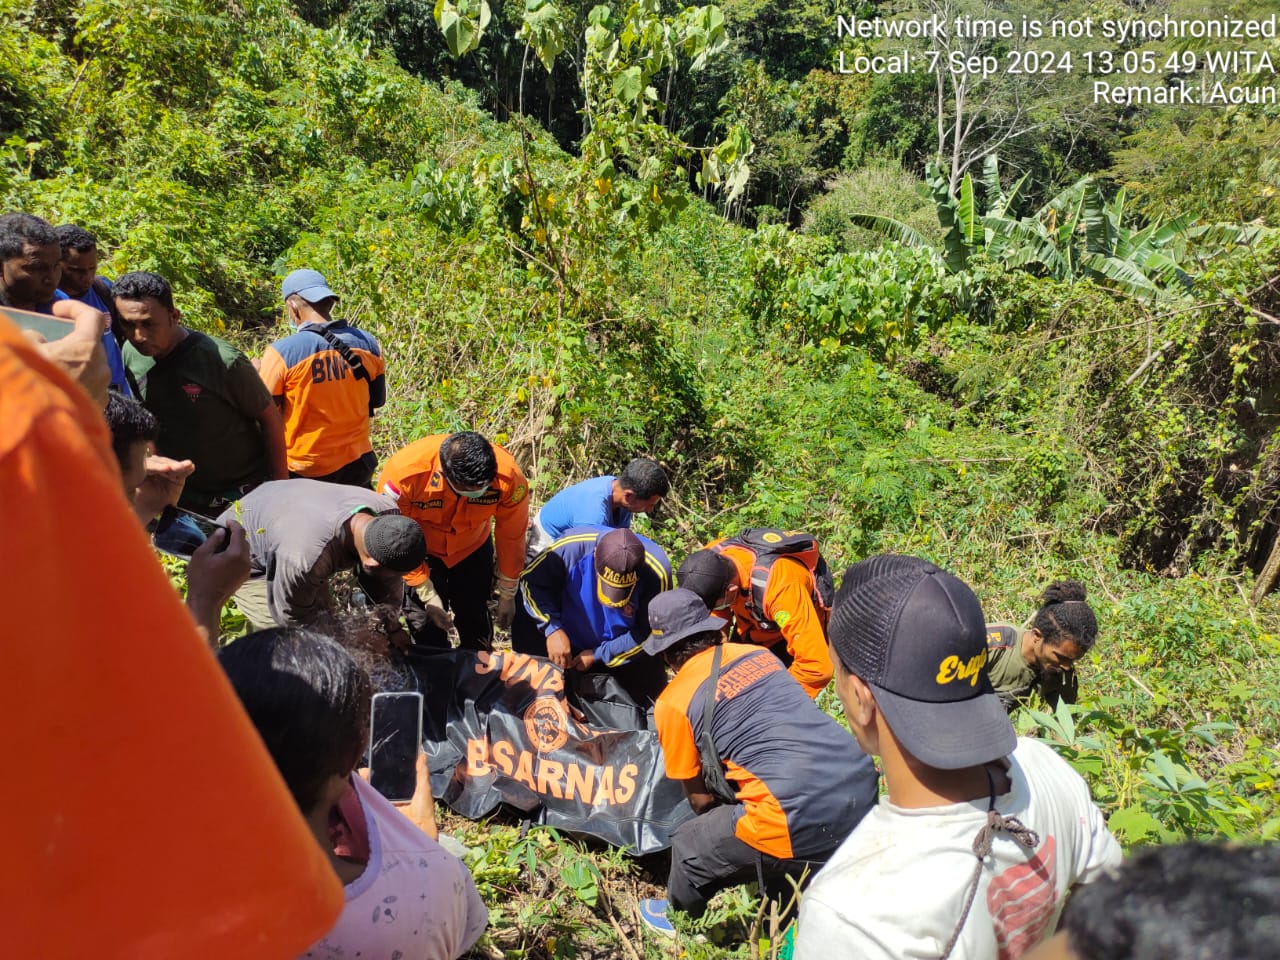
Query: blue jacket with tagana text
xmin=519 ymin=525 xmax=671 ymax=666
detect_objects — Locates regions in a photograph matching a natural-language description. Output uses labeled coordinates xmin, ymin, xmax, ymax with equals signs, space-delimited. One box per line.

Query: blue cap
xmin=643 ymin=588 xmax=726 ymax=656
xmin=280 ymin=269 xmax=337 ymax=304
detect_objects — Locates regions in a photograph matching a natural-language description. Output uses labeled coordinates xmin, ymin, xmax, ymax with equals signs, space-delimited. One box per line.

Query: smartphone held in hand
xmin=152 ymin=505 xmax=227 ymax=559
xmin=369 ymin=691 xmax=424 ymax=803
xmin=2 ymin=306 xmax=76 ymax=342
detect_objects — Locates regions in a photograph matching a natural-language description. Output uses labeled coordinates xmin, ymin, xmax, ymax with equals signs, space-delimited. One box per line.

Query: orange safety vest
xmin=377 ymin=433 xmax=530 ymax=582
xmin=706 ymin=530 xmax=835 ymax=698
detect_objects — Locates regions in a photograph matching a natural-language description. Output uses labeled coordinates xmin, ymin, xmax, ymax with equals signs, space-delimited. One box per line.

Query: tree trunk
xmin=1251 ymin=523 xmax=1280 ymax=604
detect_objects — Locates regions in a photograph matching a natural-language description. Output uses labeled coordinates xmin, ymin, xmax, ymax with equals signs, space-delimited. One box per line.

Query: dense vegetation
xmin=5 ymin=0 xmax=1280 ymax=954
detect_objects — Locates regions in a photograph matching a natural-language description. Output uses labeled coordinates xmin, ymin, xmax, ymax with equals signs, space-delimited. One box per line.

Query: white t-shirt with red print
xmin=795 ymin=737 xmax=1121 ymax=960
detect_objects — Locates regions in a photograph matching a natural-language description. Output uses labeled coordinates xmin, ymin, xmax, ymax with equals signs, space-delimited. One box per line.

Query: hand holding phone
xmin=4 ymin=304 xmax=111 ymax=407
xmin=369 ymin=691 xmax=424 ymax=803
xmin=185 ymin=520 xmax=251 ymax=642
xmin=152 ymin=505 xmax=228 ymax=559
xmin=4 ymin=306 xmax=76 ymax=342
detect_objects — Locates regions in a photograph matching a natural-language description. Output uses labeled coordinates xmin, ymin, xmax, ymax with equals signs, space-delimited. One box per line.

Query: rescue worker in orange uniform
xmin=378 ymin=431 xmax=529 ymax=650
xmin=258 ymin=269 xmax=387 ymax=488
xmin=678 ymin=541 xmax=834 ymax=698
xmin=639 ymin=589 xmax=877 ymax=932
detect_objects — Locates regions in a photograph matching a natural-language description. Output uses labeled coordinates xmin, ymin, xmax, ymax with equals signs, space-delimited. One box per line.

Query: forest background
xmin=4 ymin=0 xmax=1280 ymax=955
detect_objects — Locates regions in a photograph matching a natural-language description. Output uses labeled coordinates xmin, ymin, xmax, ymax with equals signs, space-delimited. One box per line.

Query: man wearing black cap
xmin=795 ymin=555 xmax=1120 ymax=960
xmin=258 ymin=269 xmax=386 ymax=488
xmin=637 ymin=589 xmax=878 ymax=937
xmin=678 ymin=544 xmax=833 ymax=698
xmin=512 ymin=525 xmax=672 ymax=706
xmin=218 ymin=478 xmax=426 ymax=633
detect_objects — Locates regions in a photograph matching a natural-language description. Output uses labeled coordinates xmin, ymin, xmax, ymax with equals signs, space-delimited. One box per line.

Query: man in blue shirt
xmin=55 ymin=223 xmax=131 ymax=395
xmin=0 ymin=213 xmax=111 ymax=395
xmin=528 ymin=457 xmax=669 ymax=556
xmin=513 ymin=525 xmax=672 ymax=707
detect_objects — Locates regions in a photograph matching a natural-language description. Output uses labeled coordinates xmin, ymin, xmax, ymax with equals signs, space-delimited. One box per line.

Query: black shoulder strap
xmin=306 ymin=322 xmax=377 ymax=416
xmin=698 ymin=644 xmax=737 ymax=804
xmin=701 ymin=644 xmax=722 ymax=746
xmin=307 ymin=322 xmax=371 ymax=385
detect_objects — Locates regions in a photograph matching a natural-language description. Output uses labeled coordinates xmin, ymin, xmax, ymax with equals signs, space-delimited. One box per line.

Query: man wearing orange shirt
xmin=378 ymin=431 xmax=529 ymax=650
xmin=258 ymin=269 xmax=386 ymax=488
xmin=640 ymin=590 xmax=877 ymax=933
xmin=678 ymin=538 xmax=834 ymax=698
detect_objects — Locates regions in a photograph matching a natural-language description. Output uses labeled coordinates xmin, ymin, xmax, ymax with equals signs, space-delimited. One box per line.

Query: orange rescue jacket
xmin=378 ymin=434 xmax=529 ymax=584
xmin=711 ymin=539 xmax=834 ymax=698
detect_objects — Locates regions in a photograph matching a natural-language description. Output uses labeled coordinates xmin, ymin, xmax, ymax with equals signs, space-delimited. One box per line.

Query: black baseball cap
xmin=643 ymin=589 xmax=725 ymax=655
xmin=677 ymin=549 xmax=736 ymax=607
xmin=828 ymin=554 xmax=1016 ymax=769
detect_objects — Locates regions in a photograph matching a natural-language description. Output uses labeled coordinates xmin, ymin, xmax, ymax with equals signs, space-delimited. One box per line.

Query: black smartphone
xmin=152 ymin=505 xmax=227 ymax=559
xmin=369 ymin=691 xmax=424 ymax=803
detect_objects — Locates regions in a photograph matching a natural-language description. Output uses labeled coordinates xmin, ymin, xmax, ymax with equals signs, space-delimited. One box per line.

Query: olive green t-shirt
xmin=986 ymin=622 xmax=1078 ymax=713
xmin=125 ymin=330 xmax=271 ymax=507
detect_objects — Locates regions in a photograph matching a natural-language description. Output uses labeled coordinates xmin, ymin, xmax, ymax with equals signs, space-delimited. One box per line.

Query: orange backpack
xmin=717 ymin=529 xmax=835 ymax=631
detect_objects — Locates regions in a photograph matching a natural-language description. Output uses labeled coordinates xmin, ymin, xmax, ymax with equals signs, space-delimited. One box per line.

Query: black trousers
xmin=291 ymin=450 xmax=377 ymax=489
xmin=404 ymin=538 xmax=494 ymax=651
xmin=668 ymin=803 xmax=833 ymax=918
xmin=509 ymin=600 xmax=546 ymax=656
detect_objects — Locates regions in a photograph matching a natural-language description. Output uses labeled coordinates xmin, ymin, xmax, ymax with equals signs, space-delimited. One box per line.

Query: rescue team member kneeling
xmin=679 ymin=538 xmax=833 ymax=698
xmin=637 ymin=590 xmax=878 ymax=937
xmin=512 ymin=526 xmax=672 ymax=708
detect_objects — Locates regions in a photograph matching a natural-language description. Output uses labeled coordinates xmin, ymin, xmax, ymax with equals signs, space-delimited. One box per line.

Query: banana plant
xmin=849 ymin=153 xmax=1271 ymax=302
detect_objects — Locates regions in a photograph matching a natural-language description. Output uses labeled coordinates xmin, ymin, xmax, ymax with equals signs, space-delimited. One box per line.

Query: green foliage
xmin=520 ymin=0 xmax=571 ymax=73
xmin=715 ymin=60 xmax=826 ymax=223
xmin=433 ymin=0 xmax=490 ymax=58
xmin=4 ymin=0 xmax=485 ymax=327
xmin=715 ymin=0 xmax=829 ymax=82
xmin=1027 ymin=699 xmax=1276 ymax=844
xmin=802 ymin=163 xmax=941 ymax=253
xmin=75 ymin=0 xmax=235 ymax=109
xmin=1111 ymin=96 xmax=1280 ymax=225
xmin=842 ymin=68 xmax=937 ymax=173
xmin=454 ymin=822 xmax=634 ymax=956
xmin=0 ymin=0 xmax=70 ymax=177
xmin=783 ymin=243 xmax=972 ymax=354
